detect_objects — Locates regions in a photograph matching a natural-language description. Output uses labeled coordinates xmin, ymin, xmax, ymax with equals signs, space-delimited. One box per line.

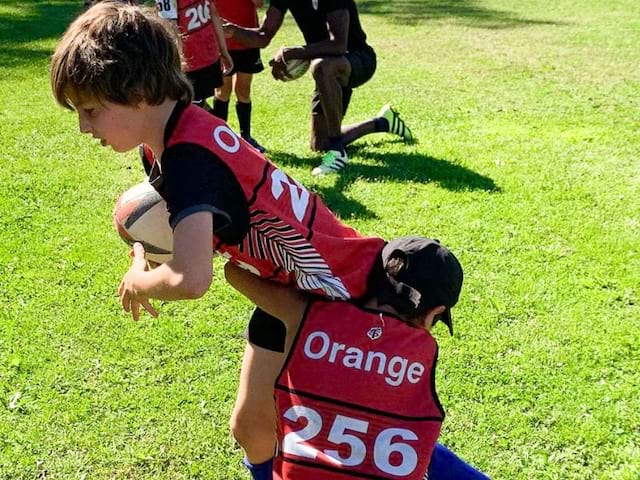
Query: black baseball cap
xmin=375 ymin=236 xmax=463 ymax=335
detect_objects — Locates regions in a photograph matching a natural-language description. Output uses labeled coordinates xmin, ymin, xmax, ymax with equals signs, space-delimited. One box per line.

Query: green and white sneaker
xmin=312 ymin=150 xmax=349 ymax=176
xmin=378 ymin=104 xmax=414 ymax=142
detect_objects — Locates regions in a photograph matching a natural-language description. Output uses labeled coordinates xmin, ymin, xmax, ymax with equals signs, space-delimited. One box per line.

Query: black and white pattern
xmin=327 ymin=157 xmax=347 ymax=172
xmin=388 ymin=109 xmax=409 ymax=138
xmin=312 ymin=150 xmax=349 ymax=176
xmin=242 ymin=210 xmax=350 ymax=299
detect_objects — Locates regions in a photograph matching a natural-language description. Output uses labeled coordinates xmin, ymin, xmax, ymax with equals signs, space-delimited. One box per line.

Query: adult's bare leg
xmin=310 ymin=56 xmax=350 ymax=149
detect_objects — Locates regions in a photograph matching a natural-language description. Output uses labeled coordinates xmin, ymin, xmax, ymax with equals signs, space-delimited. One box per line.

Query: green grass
xmin=1 ymin=0 xmax=639 ymax=478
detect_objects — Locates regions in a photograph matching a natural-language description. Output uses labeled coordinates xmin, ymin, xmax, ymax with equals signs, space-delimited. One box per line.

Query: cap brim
xmin=438 ymin=308 xmax=454 ymax=336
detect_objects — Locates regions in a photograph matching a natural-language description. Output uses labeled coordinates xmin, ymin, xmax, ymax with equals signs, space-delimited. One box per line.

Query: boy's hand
xmin=118 ymin=243 xmax=159 ymax=321
xmin=221 ymin=50 xmax=234 ymax=76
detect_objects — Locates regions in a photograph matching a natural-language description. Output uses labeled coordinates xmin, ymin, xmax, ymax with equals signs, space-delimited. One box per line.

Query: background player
xmin=223 ymin=0 xmax=414 ymax=175
xmin=214 ymin=0 xmax=266 ymax=152
xmin=156 ymin=0 xmax=233 ymax=110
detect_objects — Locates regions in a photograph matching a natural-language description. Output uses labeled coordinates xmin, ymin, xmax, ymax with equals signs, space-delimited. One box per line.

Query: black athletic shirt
xmin=143 ymin=102 xmax=250 ymax=246
xmin=270 ymin=0 xmax=369 ymax=52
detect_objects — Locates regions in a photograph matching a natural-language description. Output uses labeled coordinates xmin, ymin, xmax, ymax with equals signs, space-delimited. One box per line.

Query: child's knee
xmin=234 ymin=86 xmax=251 ymax=103
xmin=230 ymin=405 xmax=275 ymax=445
xmin=229 ymin=412 xmax=247 ymax=443
xmin=230 ymin=414 xmax=277 ymax=461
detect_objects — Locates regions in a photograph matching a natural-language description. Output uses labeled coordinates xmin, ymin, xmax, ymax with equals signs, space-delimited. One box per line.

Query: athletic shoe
xmin=312 ymin=150 xmax=349 ymax=176
xmin=243 ymin=135 xmax=266 ymax=153
xmin=378 ymin=104 xmax=414 ymax=142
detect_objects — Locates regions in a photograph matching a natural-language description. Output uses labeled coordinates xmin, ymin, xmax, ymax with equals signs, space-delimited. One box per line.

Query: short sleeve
xmin=160 ymin=143 xmax=250 ymax=245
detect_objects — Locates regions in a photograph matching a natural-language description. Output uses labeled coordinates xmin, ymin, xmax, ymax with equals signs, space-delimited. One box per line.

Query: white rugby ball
xmin=283 ymin=58 xmax=310 ymax=81
xmin=113 ymin=181 xmax=173 ymax=264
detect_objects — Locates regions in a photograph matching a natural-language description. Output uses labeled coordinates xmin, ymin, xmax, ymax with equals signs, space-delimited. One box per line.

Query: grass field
xmin=0 ymin=1 xmax=639 ymax=478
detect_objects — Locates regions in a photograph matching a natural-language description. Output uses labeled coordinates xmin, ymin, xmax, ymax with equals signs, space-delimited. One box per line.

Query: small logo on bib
xmin=367 ymin=327 xmax=383 ymax=340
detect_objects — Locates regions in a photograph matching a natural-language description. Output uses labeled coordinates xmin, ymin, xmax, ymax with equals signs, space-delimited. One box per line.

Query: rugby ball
xmin=113 ymin=181 xmax=173 ymax=264
xmin=283 ymin=58 xmax=310 ymax=81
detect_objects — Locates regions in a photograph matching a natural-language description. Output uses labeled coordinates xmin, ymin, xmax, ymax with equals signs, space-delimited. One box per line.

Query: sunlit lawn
xmin=0 ymin=1 xmax=638 ymax=478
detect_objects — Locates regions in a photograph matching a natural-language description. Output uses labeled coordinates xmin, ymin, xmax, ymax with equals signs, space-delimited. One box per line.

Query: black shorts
xmin=228 ymin=48 xmax=264 ymax=75
xmin=346 ymin=45 xmax=377 ymax=89
xmin=187 ymin=60 xmax=223 ymax=101
xmin=311 ymin=45 xmax=376 ymax=116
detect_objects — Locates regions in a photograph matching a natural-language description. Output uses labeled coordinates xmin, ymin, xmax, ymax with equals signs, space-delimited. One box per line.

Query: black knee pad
xmin=245 ymin=308 xmax=286 ymax=353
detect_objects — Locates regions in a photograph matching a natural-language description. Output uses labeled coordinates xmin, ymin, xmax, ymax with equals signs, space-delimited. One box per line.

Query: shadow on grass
xmin=0 ymin=1 xmax=80 ymax=67
xmin=357 ymin=0 xmax=562 ymax=28
xmin=0 ymin=47 xmax=53 ymax=69
xmin=268 ymin=147 xmax=499 ymax=219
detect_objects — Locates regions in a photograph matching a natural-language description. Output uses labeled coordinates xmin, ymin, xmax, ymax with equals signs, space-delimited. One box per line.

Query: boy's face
xmin=68 ymin=92 xmax=146 ymax=153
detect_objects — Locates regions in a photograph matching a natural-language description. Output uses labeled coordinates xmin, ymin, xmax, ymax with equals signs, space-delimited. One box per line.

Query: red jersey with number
xmin=157 ymin=0 xmax=220 ymax=72
xmin=142 ymin=105 xmax=384 ymax=299
xmin=273 ymin=301 xmax=444 ymax=479
xmin=215 ymin=0 xmax=259 ymax=51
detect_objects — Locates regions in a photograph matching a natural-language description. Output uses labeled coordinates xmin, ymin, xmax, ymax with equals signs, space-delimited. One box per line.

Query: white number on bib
xmin=325 ymin=415 xmax=368 ymax=466
xmin=270 ymin=169 xmax=310 ymax=222
xmin=156 ymin=0 xmax=178 ymax=19
xmin=212 ymin=125 xmax=240 ymax=153
xmin=281 ymin=406 xmax=419 ymax=475
xmin=282 ymin=405 xmax=323 ymax=459
xmin=374 ymin=428 xmax=419 ymax=476
xmin=185 ymin=2 xmax=211 ymax=31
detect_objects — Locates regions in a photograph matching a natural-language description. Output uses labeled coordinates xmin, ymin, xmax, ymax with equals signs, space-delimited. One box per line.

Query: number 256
xmin=283 ymin=405 xmax=420 ymax=477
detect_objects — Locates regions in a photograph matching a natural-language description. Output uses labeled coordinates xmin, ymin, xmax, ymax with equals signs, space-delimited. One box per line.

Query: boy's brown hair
xmin=51 ymin=0 xmax=193 ymax=109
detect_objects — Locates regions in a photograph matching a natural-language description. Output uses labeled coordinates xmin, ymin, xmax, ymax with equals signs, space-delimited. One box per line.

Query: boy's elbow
xmin=172 ymin=272 xmax=212 ymax=299
xmin=182 ymin=284 xmax=209 ymax=299
xmin=184 ymin=276 xmax=212 ymax=299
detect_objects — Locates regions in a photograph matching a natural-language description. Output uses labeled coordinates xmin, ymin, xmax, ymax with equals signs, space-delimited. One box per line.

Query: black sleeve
xmin=160 ymin=143 xmax=250 ymax=246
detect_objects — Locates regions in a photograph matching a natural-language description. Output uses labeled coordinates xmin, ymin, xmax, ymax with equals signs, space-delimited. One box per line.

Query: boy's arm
xmin=119 ymin=212 xmax=214 ymax=319
xmin=208 ymin=0 xmax=233 ymax=74
xmin=223 ymin=5 xmax=284 ymax=49
xmin=224 ymin=263 xmax=307 ymax=331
